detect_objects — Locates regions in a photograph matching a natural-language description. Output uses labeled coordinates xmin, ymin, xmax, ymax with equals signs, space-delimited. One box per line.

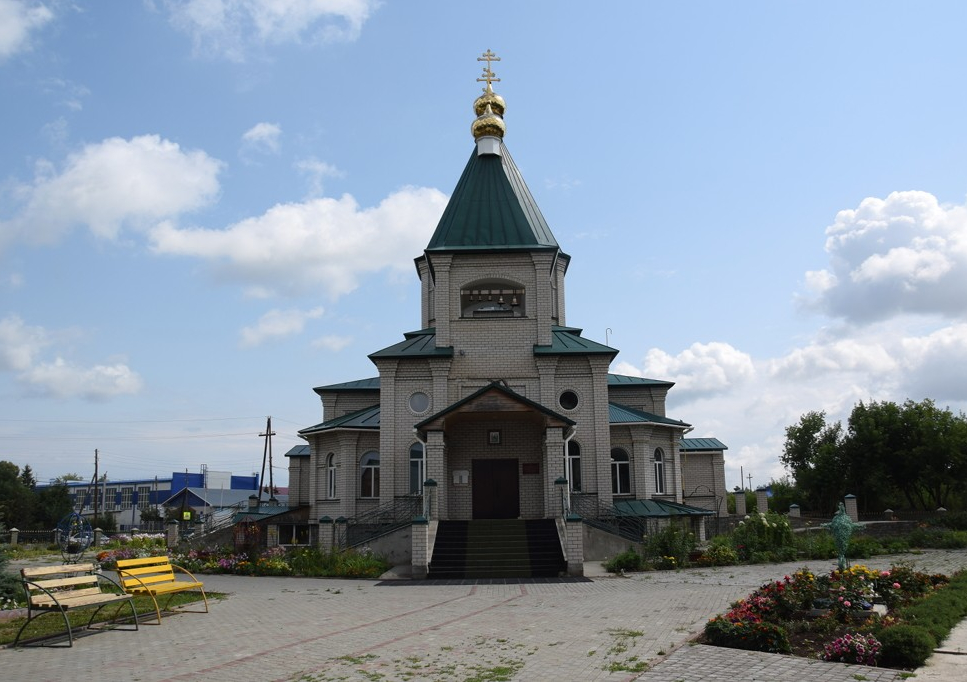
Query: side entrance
xmin=471 ymin=458 xmax=520 ymax=519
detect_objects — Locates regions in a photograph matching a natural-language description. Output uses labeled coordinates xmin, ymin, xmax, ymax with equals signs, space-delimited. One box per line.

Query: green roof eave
xmin=681 ymin=437 xmax=728 ymax=451
xmin=534 ymin=326 xmax=618 ymax=357
xmin=313 ymin=377 xmax=380 ymax=395
xmin=608 ymin=373 xmax=674 ymax=388
xmin=425 ymin=144 xmax=560 ymax=252
xmin=608 ymin=402 xmax=691 ymax=429
xmin=299 ymin=404 xmax=381 ymax=436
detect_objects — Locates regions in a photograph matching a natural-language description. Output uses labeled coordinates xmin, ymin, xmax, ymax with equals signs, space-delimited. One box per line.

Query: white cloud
xmin=0 ymin=315 xmax=48 ymax=371
xmin=1 ymin=135 xmax=222 ymax=249
xmin=625 ymin=341 xmax=756 ymax=401
xmin=900 ymin=323 xmax=967 ymax=401
xmin=241 ymin=121 xmax=281 ymax=155
xmin=150 ymin=186 xmax=449 ymax=299
xmin=164 ymin=0 xmax=379 ymax=61
xmin=311 ymin=334 xmax=352 ymax=352
xmin=804 ymin=191 xmax=967 ymax=323
xmin=295 ymin=157 xmax=343 ymax=197
xmin=768 ymin=337 xmax=898 ymax=381
xmin=20 ymin=357 xmax=143 ymax=400
xmin=0 ymin=0 xmax=54 ymax=60
xmin=0 ymin=314 xmax=142 ymax=400
xmin=240 ymin=306 xmax=324 ymax=347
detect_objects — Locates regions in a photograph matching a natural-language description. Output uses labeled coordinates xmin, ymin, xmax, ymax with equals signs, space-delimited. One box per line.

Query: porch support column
xmin=565 ymin=513 xmax=584 ymax=576
xmin=425 ymin=431 xmax=447 ymax=520
xmin=544 ymin=427 xmax=565 ymax=519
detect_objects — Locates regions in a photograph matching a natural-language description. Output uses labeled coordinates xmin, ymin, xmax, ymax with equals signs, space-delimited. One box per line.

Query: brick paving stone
xmin=0 ymin=549 xmax=964 ymax=681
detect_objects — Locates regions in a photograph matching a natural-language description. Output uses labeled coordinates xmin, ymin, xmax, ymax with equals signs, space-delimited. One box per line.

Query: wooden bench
xmin=116 ymin=556 xmax=209 ymax=624
xmin=15 ymin=563 xmax=139 ymax=647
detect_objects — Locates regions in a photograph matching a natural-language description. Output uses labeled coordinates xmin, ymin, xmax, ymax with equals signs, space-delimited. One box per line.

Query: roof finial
xmin=472 ymin=50 xmax=506 ymax=149
xmin=476 ymin=49 xmax=501 ymax=90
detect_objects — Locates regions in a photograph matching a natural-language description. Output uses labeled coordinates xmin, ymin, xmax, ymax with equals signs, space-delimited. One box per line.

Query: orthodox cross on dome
xmin=476 ymin=49 xmax=501 ymax=89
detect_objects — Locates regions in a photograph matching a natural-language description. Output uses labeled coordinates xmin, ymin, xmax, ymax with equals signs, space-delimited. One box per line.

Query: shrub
xmin=928 ymin=510 xmax=967 ymax=531
xmin=642 ymin=525 xmax=695 ymax=568
xmin=731 ymin=511 xmax=794 ymax=560
xmin=876 ymin=624 xmax=936 ymax=669
xmin=821 ymin=632 xmax=882 ymax=666
xmin=696 ymin=544 xmax=738 ymax=566
xmin=704 ymin=616 xmax=791 ymax=654
xmin=847 ymin=534 xmax=883 ymax=559
xmin=604 ymin=548 xmax=645 ymax=573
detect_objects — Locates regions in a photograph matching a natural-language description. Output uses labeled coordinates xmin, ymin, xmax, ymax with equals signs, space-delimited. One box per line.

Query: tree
xmin=33 ymin=483 xmax=73 ymax=529
xmin=55 ymin=473 xmax=84 ymax=483
xmin=19 ymin=465 xmax=36 ymax=490
xmin=781 ymin=412 xmax=845 ymax=513
xmin=0 ymin=461 xmax=35 ymax=528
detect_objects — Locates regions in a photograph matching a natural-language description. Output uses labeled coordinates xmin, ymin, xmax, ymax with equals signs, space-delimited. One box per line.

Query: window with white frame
xmin=409 ymin=443 xmax=424 ymax=494
xmin=105 ymin=487 xmax=117 ymax=510
xmin=610 ymin=448 xmax=631 ymax=495
xmin=120 ymin=487 xmax=133 ymax=510
xmin=654 ymin=448 xmax=666 ymax=494
xmin=567 ymin=440 xmax=582 ymax=492
xmin=326 ymin=453 xmax=337 ymax=499
xmin=360 ymin=451 xmax=380 ymax=498
xmin=137 ymin=486 xmax=151 ymax=509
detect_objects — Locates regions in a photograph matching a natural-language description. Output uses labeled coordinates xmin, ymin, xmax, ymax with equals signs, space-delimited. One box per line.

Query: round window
xmin=559 ymin=390 xmax=579 ymax=410
xmin=408 ymin=391 xmax=430 ymax=413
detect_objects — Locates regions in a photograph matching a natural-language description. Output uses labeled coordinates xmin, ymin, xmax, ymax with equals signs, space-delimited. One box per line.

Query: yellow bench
xmin=15 ymin=563 xmax=139 ymax=647
xmin=116 ymin=556 xmax=209 ymax=624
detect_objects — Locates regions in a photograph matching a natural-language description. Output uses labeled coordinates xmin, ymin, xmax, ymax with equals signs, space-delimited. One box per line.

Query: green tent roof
xmin=608 ymin=373 xmax=674 ymax=388
xmin=369 ymin=328 xmax=453 ymax=360
xmin=425 ymin=144 xmax=560 ymax=252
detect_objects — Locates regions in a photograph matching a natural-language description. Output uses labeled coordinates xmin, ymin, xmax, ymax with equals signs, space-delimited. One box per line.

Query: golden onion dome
xmin=474 ymin=83 xmax=506 ymax=117
xmin=471 ymin=103 xmax=506 ymax=140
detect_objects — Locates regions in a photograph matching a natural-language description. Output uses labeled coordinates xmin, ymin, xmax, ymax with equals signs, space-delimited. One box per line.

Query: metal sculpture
xmin=56 ymin=511 xmax=93 ymax=563
xmin=826 ymin=502 xmax=861 ymax=571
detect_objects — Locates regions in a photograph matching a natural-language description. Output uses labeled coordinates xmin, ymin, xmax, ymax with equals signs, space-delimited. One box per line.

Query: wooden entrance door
xmin=472 ymin=459 xmax=520 ymax=519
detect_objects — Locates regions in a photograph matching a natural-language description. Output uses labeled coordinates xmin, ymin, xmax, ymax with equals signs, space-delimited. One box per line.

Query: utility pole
xmin=93 ymin=449 xmax=99 ymax=519
xmin=747 ymin=473 xmax=753 ymax=491
xmin=258 ymin=417 xmax=276 ymax=505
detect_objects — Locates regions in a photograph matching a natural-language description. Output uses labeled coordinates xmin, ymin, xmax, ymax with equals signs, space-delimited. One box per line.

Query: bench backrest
xmin=116 ymin=556 xmax=178 ymax=590
xmin=21 ymin=564 xmax=103 ymax=606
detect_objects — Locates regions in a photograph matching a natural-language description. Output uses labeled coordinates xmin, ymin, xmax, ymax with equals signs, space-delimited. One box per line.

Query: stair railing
xmin=336 ymin=495 xmax=424 ymax=548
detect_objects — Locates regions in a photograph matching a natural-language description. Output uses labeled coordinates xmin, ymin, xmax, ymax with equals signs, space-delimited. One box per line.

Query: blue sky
xmin=3 ymin=1 xmax=967 ymax=492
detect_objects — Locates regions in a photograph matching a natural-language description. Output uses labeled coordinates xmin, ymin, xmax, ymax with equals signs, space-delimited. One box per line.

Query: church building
xmin=287 ymin=53 xmax=727 ymax=578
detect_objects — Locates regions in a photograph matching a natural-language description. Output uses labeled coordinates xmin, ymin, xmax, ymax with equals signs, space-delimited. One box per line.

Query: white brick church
xmin=287 ymin=54 xmax=727 ymax=578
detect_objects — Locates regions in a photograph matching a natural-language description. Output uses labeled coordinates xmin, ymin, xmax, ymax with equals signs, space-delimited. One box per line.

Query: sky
xmin=3 ymin=1 xmax=967 ymax=493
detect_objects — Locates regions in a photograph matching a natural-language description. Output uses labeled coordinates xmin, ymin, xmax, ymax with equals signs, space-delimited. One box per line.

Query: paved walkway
xmin=2 ymin=550 xmax=965 ymax=681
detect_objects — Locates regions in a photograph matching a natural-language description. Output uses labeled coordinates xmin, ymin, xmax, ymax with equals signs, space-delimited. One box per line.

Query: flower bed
xmin=702 ymin=562 xmax=956 ymax=669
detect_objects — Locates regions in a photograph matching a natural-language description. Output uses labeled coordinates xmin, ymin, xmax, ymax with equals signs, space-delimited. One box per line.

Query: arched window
xmin=611 ymin=448 xmax=631 ymax=495
xmin=409 ymin=443 xmax=424 ymax=495
xmin=326 ymin=453 xmax=336 ymax=499
xmin=567 ymin=441 xmax=582 ymax=492
xmin=360 ymin=451 xmax=380 ymax=498
xmin=654 ymin=448 xmax=666 ymax=495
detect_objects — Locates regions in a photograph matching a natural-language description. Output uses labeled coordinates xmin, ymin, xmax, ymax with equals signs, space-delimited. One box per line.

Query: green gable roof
xmin=299 ymin=404 xmax=381 ymax=436
xmin=680 ymin=437 xmax=728 ymax=451
xmin=414 ymin=381 xmax=575 ymax=432
xmin=425 ymin=144 xmax=560 ymax=252
xmin=608 ymin=402 xmax=690 ymax=429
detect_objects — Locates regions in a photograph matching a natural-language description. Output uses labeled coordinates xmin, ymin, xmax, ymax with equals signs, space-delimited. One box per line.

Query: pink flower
xmin=893 ymin=582 xmax=901 ymax=589
xmin=844 ymin=600 xmax=852 ymax=607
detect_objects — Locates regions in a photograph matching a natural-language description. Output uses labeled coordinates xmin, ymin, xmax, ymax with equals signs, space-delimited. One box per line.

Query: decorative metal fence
xmin=336 ymin=495 xmax=423 ymax=549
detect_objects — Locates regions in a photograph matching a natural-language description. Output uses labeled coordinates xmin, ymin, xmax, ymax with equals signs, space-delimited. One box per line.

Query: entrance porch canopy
xmin=414 ymin=381 xmax=575 ymax=438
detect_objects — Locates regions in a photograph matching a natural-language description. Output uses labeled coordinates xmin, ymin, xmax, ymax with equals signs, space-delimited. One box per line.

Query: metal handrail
xmin=336 ymin=495 xmax=423 ymax=548
xmin=570 ymin=493 xmax=654 ymax=543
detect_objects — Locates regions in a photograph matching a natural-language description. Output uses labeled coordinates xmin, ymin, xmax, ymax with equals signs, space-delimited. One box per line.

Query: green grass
xmin=0 ymin=592 xmax=221 ymax=646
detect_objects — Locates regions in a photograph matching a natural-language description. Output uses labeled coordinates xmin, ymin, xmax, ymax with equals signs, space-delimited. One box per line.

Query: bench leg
xmin=13 ymin=609 xmax=74 ymax=648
